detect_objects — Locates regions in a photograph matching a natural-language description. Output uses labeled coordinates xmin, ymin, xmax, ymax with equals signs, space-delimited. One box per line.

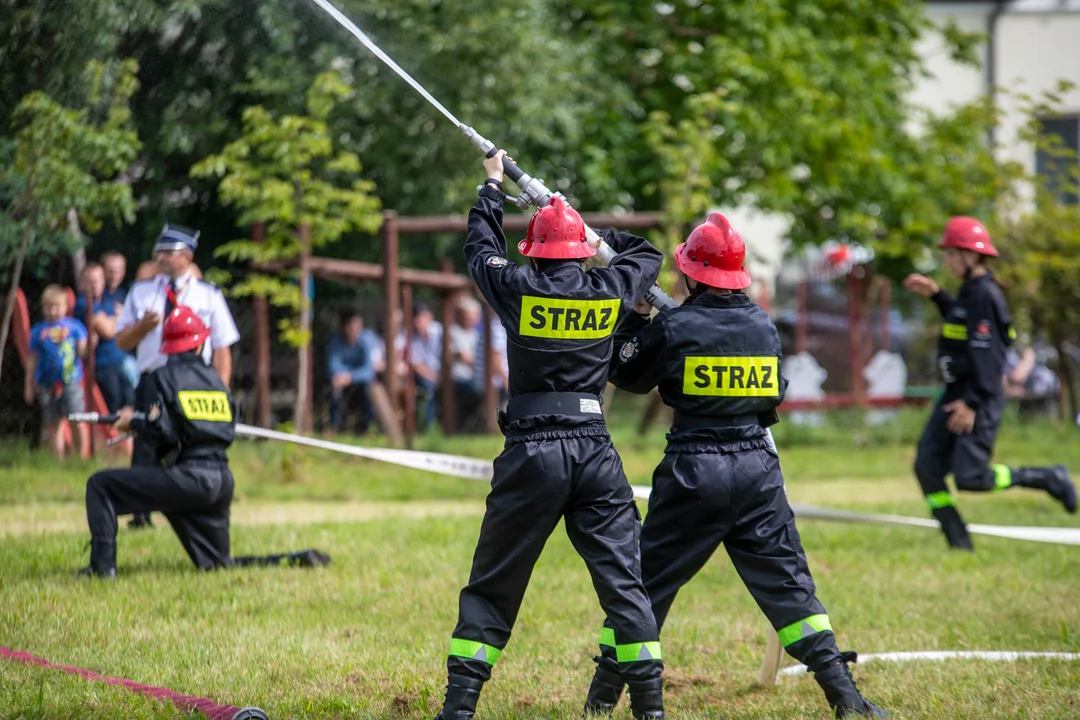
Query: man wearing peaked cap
xmin=115 ymin=223 xmax=240 ymax=529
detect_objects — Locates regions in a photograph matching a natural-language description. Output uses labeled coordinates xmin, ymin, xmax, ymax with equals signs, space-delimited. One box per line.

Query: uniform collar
xmin=167 ymin=351 xmax=206 ymax=365
xmin=691 ymin=291 xmax=751 ymax=308
xmin=961 ymin=271 xmax=993 ymax=291
xmin=537 ymin=259 xmax=584 ymax=276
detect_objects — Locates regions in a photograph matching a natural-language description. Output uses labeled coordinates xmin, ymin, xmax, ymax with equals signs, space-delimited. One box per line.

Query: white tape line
xmin=778 ymin=651 xmax=1080 ymax=676
xmin=235 ymin=424 xmax=493 ymax=481
xmin=233 ymin=429 xmax=1080 ymax=545
xmin=789 ymin=503 xmax=1080 ymax=546
xmin=629 ymin=487 xmax=1080 ymax=545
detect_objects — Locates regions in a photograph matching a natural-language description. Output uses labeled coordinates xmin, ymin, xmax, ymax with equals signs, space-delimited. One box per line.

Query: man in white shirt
xmin=114 ymin=223 xmax=240 ymax=528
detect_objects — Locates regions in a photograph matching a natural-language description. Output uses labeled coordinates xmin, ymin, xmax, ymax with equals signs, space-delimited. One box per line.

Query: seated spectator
xmin=1004 ymin=346 xmax=1061 ymax=421
xmin=24 ymin=285 xmax=89 ymax=460
xmin=449 ymin=298 xmax=481 ymax=431
xmin=408 ymin=303 xmax=443 ymax=431
xmin=75 ymin=263 xmax=136 ymax=415
xmin=328 ymin=310 xmax=377 ymax=435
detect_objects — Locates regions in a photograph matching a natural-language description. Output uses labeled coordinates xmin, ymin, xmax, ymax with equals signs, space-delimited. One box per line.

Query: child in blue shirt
xmin=25 ymin=284 xmax=89 ymax=459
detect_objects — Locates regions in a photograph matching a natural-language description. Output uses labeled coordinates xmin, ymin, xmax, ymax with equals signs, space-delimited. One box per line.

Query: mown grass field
xmin=2 ymin=403 xmax=1079 ymax=719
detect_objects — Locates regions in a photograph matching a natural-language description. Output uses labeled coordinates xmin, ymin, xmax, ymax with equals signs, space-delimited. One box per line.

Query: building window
xmin=1036 ymin=116 xmax=1079 ymax=205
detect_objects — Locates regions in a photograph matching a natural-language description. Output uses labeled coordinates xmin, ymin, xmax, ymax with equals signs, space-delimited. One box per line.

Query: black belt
xmin=672 ymin=412 xmax=762 ymax=431
xmin=177 ymin=448 xmax=229 ymax=463
xmin=505 ymin=392 xmax=604 ymax=423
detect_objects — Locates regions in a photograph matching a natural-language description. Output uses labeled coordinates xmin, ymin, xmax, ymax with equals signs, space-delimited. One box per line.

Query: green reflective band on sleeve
xmin=777 ymin=614 xmax=833 ymax=647
xmin=449 ymin=638 xmax=501 ymax=666
xmin=993 ymin=464 xmax=1012 ymax=490
xmin=942 ymin=323 xmax=968 ymax=341
xmin=926 ymin=491 xmax=956 ymax=510
xmin=599 ymin=627 xmax=616 ymax=648
xmin=615 ymin=641 xmax=662 ymax=663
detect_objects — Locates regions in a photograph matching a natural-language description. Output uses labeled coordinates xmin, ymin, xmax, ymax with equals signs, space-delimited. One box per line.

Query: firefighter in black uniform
xmin=77 ymin=306 xmax=330 ymax=578
xmin=585 ymin=213 xmax=888 ymax=719
xmin=432 ymin=150 xmax=666 ymax=720
xmin=904 ymin=216 xmax=1076 ymax=550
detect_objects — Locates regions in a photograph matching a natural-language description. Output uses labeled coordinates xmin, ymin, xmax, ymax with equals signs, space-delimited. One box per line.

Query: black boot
xmin=432 ymin=674 xmax=483 ymax=720
xmin=932 ymin=506 xmax=973 ymax=550
xmin=627 ymin=678 xmax=665 ymax=720
xmin=128 ymin=512 xmax=154 ymax=530
xmin=583 ymin=666 xmax=625 ymax=716
xmin=1013 ymin=466 xmax=1077 ymax=513
xmin=75 ymin=537 xmax=117 ymax=579
xmin=814 ymin=653 xmax=889 ymax=718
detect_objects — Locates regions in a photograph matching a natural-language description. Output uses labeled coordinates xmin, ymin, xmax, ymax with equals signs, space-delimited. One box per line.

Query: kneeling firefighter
xmin=903 ymin=216 xmax=1076 ymax=550
xmin=78 ymin=306 xmax=331 ymax=577
xmin=584 ymin=214 xmax=888 ymax=718
xmin=432 ymin=150 xmax=666 ymax=719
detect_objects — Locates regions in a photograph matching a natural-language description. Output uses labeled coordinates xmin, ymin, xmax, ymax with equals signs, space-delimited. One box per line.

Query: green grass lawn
xmin=2 ymin=405 xmax=1079 ymax=719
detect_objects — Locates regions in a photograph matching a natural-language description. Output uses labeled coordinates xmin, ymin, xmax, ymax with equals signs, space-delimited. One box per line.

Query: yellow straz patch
xmin=519 ymin=296 xmax=621 ymax=339
xmin=177 ymin=391 xmax=233 ymax=422
xmin=682 ymin=356 xmax=780 ymax=397
xmin=942 ymin=323 xmax=967 ymax=341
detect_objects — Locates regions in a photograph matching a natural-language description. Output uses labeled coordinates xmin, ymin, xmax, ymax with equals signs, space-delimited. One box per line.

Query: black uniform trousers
xmin=86 ymin=459 xmax=234 ymax=570
xmin=597 ymin=444 xmax=842 ymax=675
xmin=914 ymin=391 xmax=1006 ymax=505
xmin=449 ymin=429 xmax=663 ymax=685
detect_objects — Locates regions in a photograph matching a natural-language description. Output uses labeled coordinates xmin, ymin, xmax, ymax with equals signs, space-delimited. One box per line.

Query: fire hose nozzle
xmin=460 ymin=125 xmax=495 ymax=156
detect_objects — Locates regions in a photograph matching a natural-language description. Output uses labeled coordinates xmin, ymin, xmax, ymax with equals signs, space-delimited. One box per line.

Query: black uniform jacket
xmin=130 ymin=352 xmax=236 ymax=463
xmin=609 ymin=292 xmax=787 ymax=448
xmin=465 ymin=186 xmax=663 ymax=433
xmin=932 ymin=272 xmax=1013 ymax=410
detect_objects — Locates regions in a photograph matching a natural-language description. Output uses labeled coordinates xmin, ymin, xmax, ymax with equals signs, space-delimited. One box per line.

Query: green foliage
xmin=191 ymin=70 xmax=383 ymax=345
xmin=991 ymin=84 xmax=1080 ymax=352
xmin=0 ymin=58 xmax=142 ymax=279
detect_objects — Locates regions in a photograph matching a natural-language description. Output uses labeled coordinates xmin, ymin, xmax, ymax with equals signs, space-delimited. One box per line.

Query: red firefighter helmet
xmin=939 ymin=216 xmax=998 ymax=257
xmin=517 ymin=195 xmax=595 ymax=260
xmin=160 ymin=306 xmax=209 ymax=355
xmin=674 ymin=212 xmax=752 ymax=290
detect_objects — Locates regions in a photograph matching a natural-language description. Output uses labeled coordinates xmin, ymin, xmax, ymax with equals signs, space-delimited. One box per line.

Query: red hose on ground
xmin=1 ymin=646 xmax=248 ymax=719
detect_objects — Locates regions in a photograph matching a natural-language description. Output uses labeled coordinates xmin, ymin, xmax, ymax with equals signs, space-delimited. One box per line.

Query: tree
xmin=990 ymin=86 xmax=1080 ymax=420
xmin=190 ymin=70 xmax=383 ymax=431
xmin=560 ymin=0 xmax=1012 ymax=268
xmin=0 ymin=59 xmax=141 ymax=384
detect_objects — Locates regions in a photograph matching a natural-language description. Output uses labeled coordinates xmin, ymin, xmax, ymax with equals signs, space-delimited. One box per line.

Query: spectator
xmin=328 ymin=310 xmax=377 ymax=435
xmin=1004 ymin=346 xmax=1061 ymax=421
xmin=449 ymin=297 xmax=481 ymax=430
xmin=100 ymin=250 xmax=139 ymax=389
xmin=24 ymin=285 xmax=89 ymax=460
xmin=408 ymin=303 xmax=443 ymax=431
xmin=100 ymin=250 xmax=129 ymax=307
xmin=75 ymin=263 xmax=136 ymax=415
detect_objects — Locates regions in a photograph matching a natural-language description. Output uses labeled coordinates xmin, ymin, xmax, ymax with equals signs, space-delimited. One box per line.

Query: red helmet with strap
xmin=674 ymin=212 xmax=752 ymax=290
xmin=517 ymin=195 xmax=595 ymax=260
xmin=161 ymin=306 xmax=209 ymax=355
xmin=939 ymin=216 xmax=998 ymax=257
